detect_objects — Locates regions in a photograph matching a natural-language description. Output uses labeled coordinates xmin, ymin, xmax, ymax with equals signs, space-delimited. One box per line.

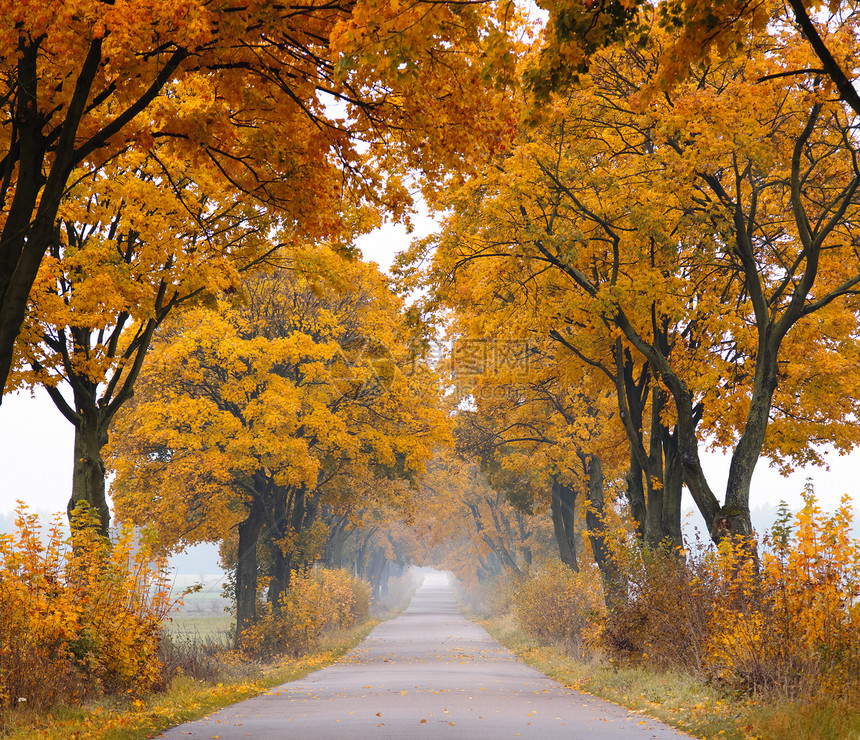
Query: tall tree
xmin=450 ymin=336 xmax=627 ymax=589
xmin=10 ymin=146 xmax=285 ymax=535
xmin=109 ymin=253 xmax=446 ymax=639
xmin=424 ymin=27 xmax=860 ymax=544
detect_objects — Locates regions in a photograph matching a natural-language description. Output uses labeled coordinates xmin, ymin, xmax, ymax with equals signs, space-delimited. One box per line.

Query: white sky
xmin=1 ymin=213 xmax=858 ymax=527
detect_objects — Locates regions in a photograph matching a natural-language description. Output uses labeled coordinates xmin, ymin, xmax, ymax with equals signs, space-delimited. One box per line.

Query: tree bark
xmin=583 ymin=454 xmax=624 ymax=608
xmin=625 ymin=451 xmax=646 ymax=538
xmin=66 ymin=390 xmax=110 ymax=537
xmin=378 ymin=560 xmax=391 ymax=598
xmin=355 ymin=528 xmax=376 ymax=579
xmin=367 ymin=547 xmax=387 ymax=598
xmin=323 ymin=514 xmax=350 ymax=568
xmin=662 ymin=430 xmax=683 ymax=549
xmin=550 ymin=476 xmax=578 ymax=570
xmin=645 ymin=388 xmax=666 ymax=548
xmin=235 ymin=495 xmax=264 ymax=647
xmin=267 ymin=484 xmax=320 ymax=611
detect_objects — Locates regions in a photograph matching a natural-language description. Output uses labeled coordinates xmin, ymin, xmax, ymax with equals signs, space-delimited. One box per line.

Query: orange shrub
xmin=597 ymin=486 xmax=860 ymax=701
xmin=705 ymin=490 xmax=860 ymax=697
xmin=513 ymin=559 xmax=605 ymax=650
xmin=241 ymin=568 xmax=370 ymax=658
xmin=0 ymin=504 xmax=172 ymax=710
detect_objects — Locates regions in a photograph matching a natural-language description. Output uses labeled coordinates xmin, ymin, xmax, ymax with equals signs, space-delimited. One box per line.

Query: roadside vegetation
xmin=0 ymin=505 xmax=416 ymax=739
xmin=461 ymin=489 xmax=860 ymax=740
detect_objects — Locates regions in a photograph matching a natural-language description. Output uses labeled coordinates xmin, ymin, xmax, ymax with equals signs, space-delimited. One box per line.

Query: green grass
xmin=481 ymin=612 xmax=860 ymax=740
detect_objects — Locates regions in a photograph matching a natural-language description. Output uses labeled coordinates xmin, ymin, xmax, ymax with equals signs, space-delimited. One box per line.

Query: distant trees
xmin=109 ymin=253 xmax=446 ymax=641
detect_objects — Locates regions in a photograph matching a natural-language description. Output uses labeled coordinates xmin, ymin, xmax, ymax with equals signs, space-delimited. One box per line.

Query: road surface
xmin=160 ymin=575 xmax=691 ymax=739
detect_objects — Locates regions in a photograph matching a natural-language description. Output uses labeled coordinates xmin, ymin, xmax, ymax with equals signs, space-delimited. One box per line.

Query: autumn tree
xmin=110 ymin=253 xmax=446 ymax=640
xmin=0 ymin=0 xmax=521 ymax=400
xmin=8 ymin=145 xmax=290 ymax=536
xmin=531 ymin=0 xmax=860 ymax=117
xmin=422 ymin=23 xmax=860 ymax=545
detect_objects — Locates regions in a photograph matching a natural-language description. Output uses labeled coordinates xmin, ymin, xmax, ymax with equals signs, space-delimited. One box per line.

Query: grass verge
xmin=481 ymin=612 xmax=860 ymax=740
xmin=1 ymin=619 xmax=380 ymax=740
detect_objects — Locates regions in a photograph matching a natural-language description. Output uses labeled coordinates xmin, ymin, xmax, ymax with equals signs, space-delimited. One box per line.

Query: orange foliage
xmin=0 ymin=0 xmax=524 ymax=397
xmin=597 ymin=486 xmax=860 ymax=699
xmin=705 ymin=487 xmax=860 ymax=697
xmin=513 ymin=559 xmax=605 ymax=649
xmin=0 ymin=504 xmax=172 ymax=710
xmin=240 ymin=568 xmax=371 ymax=660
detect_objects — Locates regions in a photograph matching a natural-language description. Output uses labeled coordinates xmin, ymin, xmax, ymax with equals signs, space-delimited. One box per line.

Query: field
xmin=165 ymin=574 xmax=233 ymax=644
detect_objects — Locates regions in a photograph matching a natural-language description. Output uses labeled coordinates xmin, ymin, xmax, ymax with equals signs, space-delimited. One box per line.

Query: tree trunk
xmin=379 ymin=560 xmax=391 ymax=598
xmin=662 ymin=430 xmax=683 ymax=549
xmin=267 ymin=486 xmax=293 ymax=611
xmin=0 ymin=43 xmax=52 ymax=399
xmin=324 ymin=515 xmax=350 ymax=568
xmin=625 ymin=451 xmax=646 ymax=539
xmin=67 ymin=408 xmax=110 ymax=537
xmin=516 ymin=512 xmax=533 ymax=569
xmin=235 ymin=495 xmax=264 ymax=647
xmin=717 ymin=344 xmax=779 ymax=542
xmin=583 ymin=454 xmax=624 ymax=608
xmin=550 ymin=476 xmax=579 ymax=570
xmin=333 ymin=527 xmax=349 ymax=568
xmin=367 ymin=547 xmax=387 ymax=598
xmin=644 ymin=389 xmax=666 ymax=548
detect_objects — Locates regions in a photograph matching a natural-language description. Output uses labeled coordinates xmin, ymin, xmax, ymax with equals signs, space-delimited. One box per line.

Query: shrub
xmin=486 ymin=575 xmax=518 ymax=617
xmin=240 ymin=568 xmax=370 ymax=659
xmin=600 ymin=544 xmax=712 ymax=673
xmin=513 ymin=560 xmax=605 ymax=651
xmin=348 ymin=573 xmax=371 ymax=622
xmin=156 ymin=633 xmax=231 ymax=686
xmin=705 ymin=490 xmax=860 ymax=698
xmin=0 ymin=504 xmax=173 ymax=710
xmin=598 ymin=486 xmax=860 ymax=701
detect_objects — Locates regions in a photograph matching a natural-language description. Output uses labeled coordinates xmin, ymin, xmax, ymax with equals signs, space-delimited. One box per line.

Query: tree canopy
xmin=0 ymin=0 xmax=521 ymax=399
xmin=413 ymin=14 xmax=860 ymax=544
xmin=109 ymin=251 xmax=447 ymax=636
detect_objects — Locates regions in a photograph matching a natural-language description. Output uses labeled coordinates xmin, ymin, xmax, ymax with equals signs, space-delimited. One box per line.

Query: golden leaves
xmin=240 ymin=568 xmax=370 ymax=659
xmin=0 ymin=503 xmax=173 ymax=710
xmin=422 ymin=11 xmax=860 ymax=533
xmin=109 ymin=253 xmax=448 ymax=553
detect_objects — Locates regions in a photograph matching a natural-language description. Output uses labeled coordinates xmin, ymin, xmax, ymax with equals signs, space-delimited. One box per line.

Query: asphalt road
xmin=160 ymin=575 xmax=691 ymax=739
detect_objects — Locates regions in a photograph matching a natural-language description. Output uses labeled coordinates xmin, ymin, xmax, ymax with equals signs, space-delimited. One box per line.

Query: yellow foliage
xmin=0 ymin=504 xmax=173 ymax=710
xmin=705 ymin=489 xmax=860 ymax=697
xmin=598 ymin=487 xmax=860 ymax=700
xmin=513 ymin=559 xmax=605 ymax=649
xmin=240 ymin=568 xmax=370 ymax=659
